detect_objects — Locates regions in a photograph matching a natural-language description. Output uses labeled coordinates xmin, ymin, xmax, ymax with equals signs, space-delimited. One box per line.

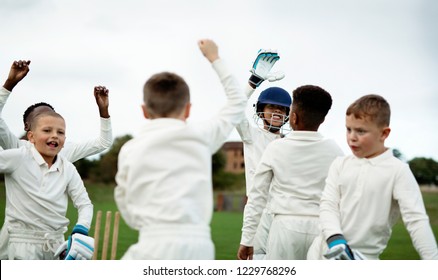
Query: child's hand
xmin=94 ymin=86 xmax=110 ymax=118
xmin=237 ymin=244 xmax=254 ymax=260
xmin=198 ymin=39 xmax=219 ymax=63
xmin=3 ymin=60 xmax=31 ymax=91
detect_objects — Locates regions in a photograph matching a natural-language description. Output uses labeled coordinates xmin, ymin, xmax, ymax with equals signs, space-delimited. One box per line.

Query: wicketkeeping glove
xmin=324 ymin=234 xmax=366 ymax=260
xmin=248 ymin=49 xmax=285 ymax=88
xmin=54 ymin=224 xmax=95 ymax=260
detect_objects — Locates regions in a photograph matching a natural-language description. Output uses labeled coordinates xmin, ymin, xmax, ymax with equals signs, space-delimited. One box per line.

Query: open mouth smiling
xmin=47 ymin=141 xmax=59 ymax=148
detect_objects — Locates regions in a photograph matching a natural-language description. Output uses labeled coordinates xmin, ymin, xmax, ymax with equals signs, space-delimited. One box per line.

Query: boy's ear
xmin=27 ymin=131 xmax=35 ymax=143
xmin=141 ymin=104 xmax=150 ymax=119
xmin=184 ymin=103 xmax=191 ymax=119
xmin=291 ymin=112 xmax=298 ymax=125
xmin=381 ymin=126 xmax=391 ymax=141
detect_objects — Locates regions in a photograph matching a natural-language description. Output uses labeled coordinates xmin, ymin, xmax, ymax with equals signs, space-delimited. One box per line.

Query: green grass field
xmin=0 ymin=183 xmax=437 ymax=260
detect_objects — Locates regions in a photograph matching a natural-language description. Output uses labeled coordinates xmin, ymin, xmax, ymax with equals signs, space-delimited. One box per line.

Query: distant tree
xmin=408 ymin=157 xmax=438 ymax=185
xmin=91 ymin=134 xmax=133 ymax=184
xmin=212 ymin=150 xmax=227 ymax=190
xmin=212 ymin=150 xmax=226 ymax=174
xmin=74 ymin=158 xmax=98 ymax=180
xmin=392 ymin=148 xmax=405 ymax=161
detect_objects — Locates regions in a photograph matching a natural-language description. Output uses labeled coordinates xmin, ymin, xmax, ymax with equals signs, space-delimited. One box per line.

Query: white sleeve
xmin=114 ymin=144 xmax=135 ymax=228
xmin=0 ymin=147 xmax=25 ymax=173
xmin=319 ymin=157 xmax=344 ymax=241
xmin=67 ymin=166 xmax=94 ymax=229
xmin=198 ymin=59 xmax=246 ymax=153
xmin=394 ymin=165 xmax=438 ymax=260
xmin=0 ymin=87 xmax=23 ymax=149
xmin=240 ymin=148 xmax=272 ymax=246
xmin=235 ymin=85 xmax=256 ymax=144
xmin=61 ymin=117 xmax=113 ymax=162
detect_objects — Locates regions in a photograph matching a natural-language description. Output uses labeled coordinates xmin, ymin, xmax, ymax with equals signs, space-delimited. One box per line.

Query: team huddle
xmin=0 ymin=39 xmax=437 ymax=260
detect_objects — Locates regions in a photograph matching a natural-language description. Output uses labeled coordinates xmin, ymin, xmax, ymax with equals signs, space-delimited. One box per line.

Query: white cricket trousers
xmin=252 ymin=208 xmax=273 ymax=260
xmin=306 ymin=234 xmax=329 ymax=260
xmin=0 ymin=226 xmax=9 ymax=260
xmin=266 ymin=214 xmax=319 ymax=260
xmin=5 ymin=226 xmax=64 ymax=260
xmin=122 ymin=224 xmax=215 ymax=260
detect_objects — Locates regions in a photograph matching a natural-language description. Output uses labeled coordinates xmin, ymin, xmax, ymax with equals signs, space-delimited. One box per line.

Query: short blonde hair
xmin=29 ymin=111 xmax=65 ymax=131
xmin=346 ymin=94 xmax=390 ymax=127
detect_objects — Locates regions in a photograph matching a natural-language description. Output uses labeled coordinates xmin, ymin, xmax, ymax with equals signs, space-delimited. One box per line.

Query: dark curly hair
xmin=292 ymin=85 xmax=332 ymax=130
xmin=22 ymin=102 xmax=55 ymax=131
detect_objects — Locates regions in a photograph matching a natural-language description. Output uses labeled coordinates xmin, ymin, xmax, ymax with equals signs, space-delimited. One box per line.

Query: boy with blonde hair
xmin=0 ymin=60 xmax=113 ymax=161
xmin=308 ymin=94 xmax=438 ymax=260
xmin=114 ymin=39 xmax=246 ymax=260
xmin=0 ymin=60 xmax=112 ymax=259
xmin=0 ymin=110 xmax=94 ymax=260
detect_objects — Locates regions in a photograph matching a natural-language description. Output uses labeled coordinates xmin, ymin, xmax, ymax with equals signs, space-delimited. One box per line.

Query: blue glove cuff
xmin=72 ymin=224 xmax=89 ymax=236
xmin=327 ymin=234 xmax=347 ymax=248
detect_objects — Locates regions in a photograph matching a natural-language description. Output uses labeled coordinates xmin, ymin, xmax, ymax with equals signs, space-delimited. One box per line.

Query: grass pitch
xmin=0 ymin=183 xmax=437 ymax=259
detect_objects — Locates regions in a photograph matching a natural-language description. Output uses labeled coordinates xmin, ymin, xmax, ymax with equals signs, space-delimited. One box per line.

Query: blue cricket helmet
xmin=256 ymin=87 xmax=292 ymax=115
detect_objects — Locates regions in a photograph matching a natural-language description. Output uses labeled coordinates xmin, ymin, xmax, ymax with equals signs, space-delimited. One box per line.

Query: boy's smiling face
xmin=262 ymin=104 xmax=287 ymax=129
xmin=28 ymin=115 xmax=66 ymax=165
xmin=346 ymin=114 xmax=390 ymax=159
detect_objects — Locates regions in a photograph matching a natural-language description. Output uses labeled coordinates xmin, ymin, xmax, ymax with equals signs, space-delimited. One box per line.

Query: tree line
xmin=71 ymin=136 xmax=438 ymax=187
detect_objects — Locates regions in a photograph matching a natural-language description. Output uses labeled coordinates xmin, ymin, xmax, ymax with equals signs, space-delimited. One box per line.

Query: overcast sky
xmin=1 ymin=0 xmax=437 ymax=161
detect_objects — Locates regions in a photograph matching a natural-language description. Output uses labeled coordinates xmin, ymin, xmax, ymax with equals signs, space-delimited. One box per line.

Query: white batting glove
xmin=55 ymin=224 xmax=94 ymax=260
xmin=324 ymin=243 xmax=366 ymax=260
xmin=55 ymin=233 xmax=95 ymax=260
xmin=324 ymin=234 xmax=366 ymax=260
xmin=249 ymin=49 xmax=284 ymax=87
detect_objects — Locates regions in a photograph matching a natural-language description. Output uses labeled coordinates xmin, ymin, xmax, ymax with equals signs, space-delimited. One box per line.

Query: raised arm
xmin=197 ymin=39 xmax=247 ymax=153
xmin=198 ymin=39 xmax=219 ymax=63
xmin=236 ymin=49 xmax=284 ymax=143
xmin=94 ymin=85 xmax=110 ymax=119
xmin=0 ymin=60 xmax=31 ymax=149
xmin=3 ymin=60 xmax=31 ymax=92
xmin=60 ymin=86 xmax=113 ymax=162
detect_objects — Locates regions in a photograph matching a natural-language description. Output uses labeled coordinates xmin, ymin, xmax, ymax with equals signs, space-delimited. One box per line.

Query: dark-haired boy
xmin=238 ymin=85 xmax=343 ymax=260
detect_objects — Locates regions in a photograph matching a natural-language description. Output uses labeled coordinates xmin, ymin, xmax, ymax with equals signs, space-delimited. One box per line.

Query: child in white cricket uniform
xmin=0 ymin=111 xmax=93 ymax=259
xmin=0 ymin=60 xmax=113 ymax=162
xmin=114 ymin=39 xmax=246 ymax=260
xmin=238 ymin=85 xmax=344 ymax=260
xmin=236 ymin=50 xmax=291 ymax=260
xmin=0 ymin=60 xmax=112 ymax=259
xmin=307 ymin=94 xmax=438 ymax=260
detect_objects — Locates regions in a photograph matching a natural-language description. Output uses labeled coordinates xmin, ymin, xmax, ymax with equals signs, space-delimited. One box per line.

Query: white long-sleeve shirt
xmin=114 ymin=59 xmax=246 ymax=231
xmin=240 ymin=131 xmax=344 ymax=246
xmin=0 ymin=145 xmax=93 ymax=232
xmin=236 ymin=85 xmax=280 ymax=196
xmin=0 ymin=87 xmax=113 ymax=162
xmin=320 ymin=149 xmax=438 ymax=259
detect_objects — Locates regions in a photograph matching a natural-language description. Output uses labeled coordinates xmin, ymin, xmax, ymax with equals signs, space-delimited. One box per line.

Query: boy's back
xmin=116 ymin=119 xmax=216 ymax=226
xmin=261 ymin=132 xmax=343 ymax=216
xmin=239 ymin=85 xmax=343 ymax=260
xmin=114 ymin=39 xmax=246 ymax=260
